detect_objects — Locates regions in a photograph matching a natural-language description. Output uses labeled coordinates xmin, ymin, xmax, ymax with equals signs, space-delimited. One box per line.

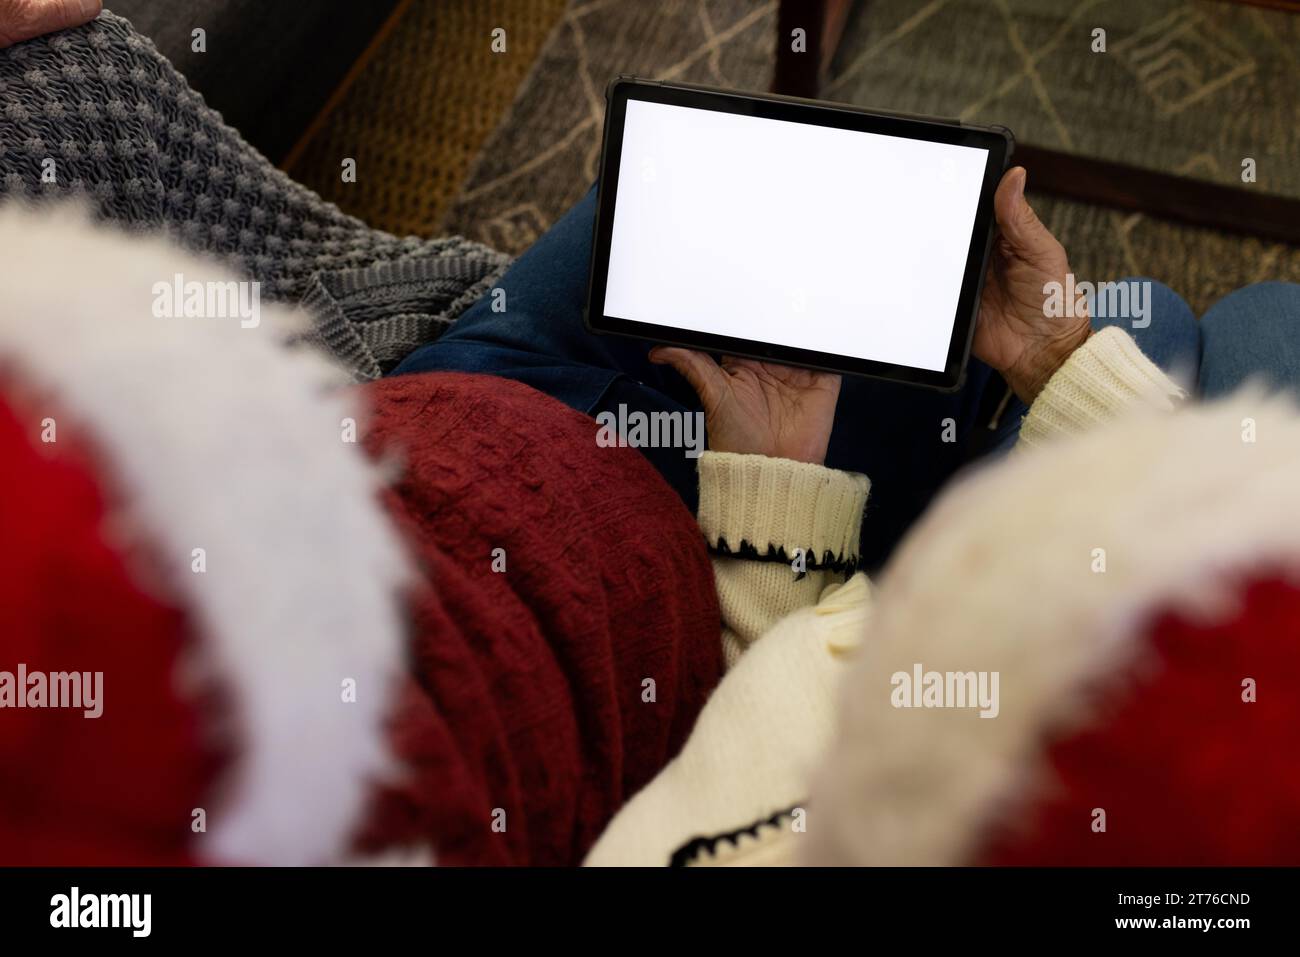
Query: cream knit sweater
xmin=583 ymin=327 xmax=1184 ymax=867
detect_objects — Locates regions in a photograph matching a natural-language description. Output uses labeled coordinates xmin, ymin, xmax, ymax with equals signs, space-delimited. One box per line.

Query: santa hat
xmin=0 ymin=205 xmax=412 ymax=865
xmin=806 ymin=391 xmax=1300 ymax=865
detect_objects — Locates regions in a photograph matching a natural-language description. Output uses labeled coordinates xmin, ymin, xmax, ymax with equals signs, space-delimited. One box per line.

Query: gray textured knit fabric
xmin=0 ymin=11 xmax=510 ymax=380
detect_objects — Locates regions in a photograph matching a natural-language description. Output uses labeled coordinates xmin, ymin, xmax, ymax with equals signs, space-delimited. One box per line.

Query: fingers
xmin=0 ymin=0 xmax=101 ymax=48
xmin=993 ymin=166 xmax=1060 ymax=264
xmin=649 ymin=346 xmax=728 ymax=409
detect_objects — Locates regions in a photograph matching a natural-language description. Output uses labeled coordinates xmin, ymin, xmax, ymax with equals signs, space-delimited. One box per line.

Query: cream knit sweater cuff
xmin=1018 ymin=326 xmax=1185 ymax=448
xmin=697 ymin=452 xmax=871 ymax=574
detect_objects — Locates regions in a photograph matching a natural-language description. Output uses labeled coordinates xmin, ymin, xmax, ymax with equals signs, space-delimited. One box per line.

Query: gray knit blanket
xmin=0 ymin=11 xmax=510 ymax=380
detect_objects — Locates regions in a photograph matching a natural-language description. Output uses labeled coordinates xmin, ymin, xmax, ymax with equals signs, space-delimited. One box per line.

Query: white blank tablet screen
xmin=603 ymin=100 xmax=990 ymax=373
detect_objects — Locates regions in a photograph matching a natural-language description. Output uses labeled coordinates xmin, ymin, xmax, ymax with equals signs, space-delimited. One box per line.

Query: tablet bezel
xmin=584 ymin=77 xmax=1014 ymax=391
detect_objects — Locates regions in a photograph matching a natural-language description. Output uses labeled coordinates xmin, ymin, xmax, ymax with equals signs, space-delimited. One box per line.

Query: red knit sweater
xmin=350 ymin=372 xmax=724 ymax=865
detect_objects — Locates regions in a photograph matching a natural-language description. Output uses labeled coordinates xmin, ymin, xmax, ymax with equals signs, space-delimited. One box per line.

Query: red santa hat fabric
xmin=0 ymin=385 xmax=219 ymax=864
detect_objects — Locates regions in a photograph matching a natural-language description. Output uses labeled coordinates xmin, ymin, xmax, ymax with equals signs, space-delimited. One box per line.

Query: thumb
xmin=0 ymin=0 xmax=101 ymax=48
xmin=649 ymin=346 xmax=728 ymax=410
xmin=994 ymin=167 xmax=1055 ymax=260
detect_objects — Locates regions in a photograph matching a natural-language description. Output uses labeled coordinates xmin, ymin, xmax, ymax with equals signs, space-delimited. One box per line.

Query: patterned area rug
xmin=827 ymin=0 xmax=1300 ymax=196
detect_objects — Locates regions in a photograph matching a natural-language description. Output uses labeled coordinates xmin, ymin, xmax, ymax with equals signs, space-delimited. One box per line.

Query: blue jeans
xmin=396 ymin=187 xmax=1300 ymax=568
xmin=988 ymin=279 xmax=1300 ymax=451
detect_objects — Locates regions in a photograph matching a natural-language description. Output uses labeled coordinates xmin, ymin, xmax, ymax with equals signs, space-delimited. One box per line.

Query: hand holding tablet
xmin=974 ymin=167 xmax=1094 ymax=403
xmin=648 ymin=348 xmax=841 ymax=465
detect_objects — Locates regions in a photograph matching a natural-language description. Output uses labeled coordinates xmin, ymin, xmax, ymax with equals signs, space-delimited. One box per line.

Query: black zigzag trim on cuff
xmin=708 ymin=537 xmax=859 ymax=580
xmin=669 ymin=804 xmax=803 ymax=868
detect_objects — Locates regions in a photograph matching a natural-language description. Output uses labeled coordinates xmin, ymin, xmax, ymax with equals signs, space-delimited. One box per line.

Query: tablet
xmin=584 ymin=78 xmax=1014 ymax=390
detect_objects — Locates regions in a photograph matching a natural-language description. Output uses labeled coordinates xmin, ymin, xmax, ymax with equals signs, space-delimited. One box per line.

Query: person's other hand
xmin=649 ymin=348 xmax=840 ymax=465
xmin=974 ymin=166 xmax=1092 ymax=403
xmin=0 ymin=0 xmax=100 ymax=49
